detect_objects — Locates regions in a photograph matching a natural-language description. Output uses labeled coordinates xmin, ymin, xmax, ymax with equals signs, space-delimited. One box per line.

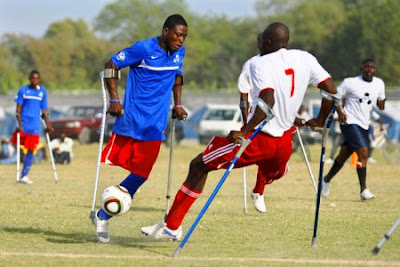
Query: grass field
xmin=1 ymin=140 xmax=400 ymax=266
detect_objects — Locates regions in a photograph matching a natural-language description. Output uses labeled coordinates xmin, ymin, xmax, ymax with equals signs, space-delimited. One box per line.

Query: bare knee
xmin=185 ymin=153 xmax=209 ymax=191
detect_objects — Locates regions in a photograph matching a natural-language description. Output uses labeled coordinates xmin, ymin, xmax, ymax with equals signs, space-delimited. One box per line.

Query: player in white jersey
xmin=141 ymin=22 xmax=337 ymax=241
xmin=322 ymin=59 xmax=385 ymax=200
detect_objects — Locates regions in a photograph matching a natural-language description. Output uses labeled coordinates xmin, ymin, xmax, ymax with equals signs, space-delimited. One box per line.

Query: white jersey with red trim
xmin=338 ymin=76 xmax=385 ymax=130
xmin=249 ymin=48 xmax=331 ymax=136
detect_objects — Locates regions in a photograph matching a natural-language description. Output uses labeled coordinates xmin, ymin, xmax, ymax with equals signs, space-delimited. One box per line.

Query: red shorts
xmin=101 ymin=133 xmax=162 ymax=178
xmin=202 ymin=128 xmax=294 ymax=184
xmin=10 ymin=130 xmax=40 ymax=150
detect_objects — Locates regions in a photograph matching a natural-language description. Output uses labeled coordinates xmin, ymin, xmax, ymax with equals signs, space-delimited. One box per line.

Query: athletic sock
xmin=357 ymin=166 xmax=367 ymax=192
xmin=120 ymin=173 xmax=147 ymax=198
xmin=165 ymin=182 xmax=201 ymax=230
xmin=21 ymin=152 xmax=34 ymax=178
xmin=97 ymin=173 xmax=147 ymax=221
xmin=324 ymin=160 xmax=344 ymax=183
xmin=253 ymin=176 xmax=266 ymax=195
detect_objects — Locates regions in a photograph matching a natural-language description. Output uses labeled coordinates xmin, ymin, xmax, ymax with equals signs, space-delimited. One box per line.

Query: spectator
xmin=50 ymin=133 xmax=73 ymax=164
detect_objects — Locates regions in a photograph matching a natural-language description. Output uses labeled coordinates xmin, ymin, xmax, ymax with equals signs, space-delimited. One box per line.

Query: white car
xmin=198 ymin=104 xmax=243 ymax=144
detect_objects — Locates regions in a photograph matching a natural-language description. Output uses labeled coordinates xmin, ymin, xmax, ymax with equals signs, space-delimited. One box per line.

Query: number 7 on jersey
xmin=285 ymin=68 xmax=295 ymax=97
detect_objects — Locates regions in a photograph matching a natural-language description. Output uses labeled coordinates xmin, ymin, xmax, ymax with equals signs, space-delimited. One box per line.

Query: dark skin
xmin=105 ymin=24 xmax=188 ymax=120
xmin=185 ymin=23 xmax=337 ymax=192
xmin=16 ymin=73 xmax=53 ymax=153
xmin=330 ymin=60 xmax=385 ymax=168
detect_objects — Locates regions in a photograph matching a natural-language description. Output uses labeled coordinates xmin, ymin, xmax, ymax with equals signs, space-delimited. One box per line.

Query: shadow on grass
xmin=2 ymin=226 xmax=174 ymax=256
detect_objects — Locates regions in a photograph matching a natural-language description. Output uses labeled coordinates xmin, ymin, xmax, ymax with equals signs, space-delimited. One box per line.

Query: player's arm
xmin=228 ymin=89 xmax=274 ymax=142
xmin=172 ymin=75 xmax=188 ymax=120
xmin=16 ymin=104 xmax=22 ymax=132
xmin=377 ymin=99 xmax=385 ymax=110
xmin=239 ymin=93 xmax=249 ymax=126
xmin=41 ymin=110 xmax=53 ymax=132
xmin=104 ymin=59 xmax=123 ymax=117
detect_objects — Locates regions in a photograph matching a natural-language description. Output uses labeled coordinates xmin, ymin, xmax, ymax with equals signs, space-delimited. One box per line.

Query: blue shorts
xmin=340 ymin=124 xmax=369 ymax=152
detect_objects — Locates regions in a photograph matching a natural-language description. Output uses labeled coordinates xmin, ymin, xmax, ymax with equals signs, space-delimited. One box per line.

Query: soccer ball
xmin=101 ymin=185 xmax=132 ymax=216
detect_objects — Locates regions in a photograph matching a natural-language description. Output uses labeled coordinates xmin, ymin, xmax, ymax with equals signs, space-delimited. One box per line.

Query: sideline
xmin=1 ymin=251 xmax=399 ymax=266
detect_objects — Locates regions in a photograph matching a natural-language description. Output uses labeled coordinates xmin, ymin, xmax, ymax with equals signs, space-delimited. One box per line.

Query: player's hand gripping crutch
xmin=173 ymin=104 xmax=274 ymax=257
xmin=42 ymin=119 xmax=58 ymax=184
xmin=89 ymin=71 xmax=108 ymax=223
xmin=311 ymin=92 xmax=339 ymax=247
xmin=16 ymin=131 xmax=20 ymax=182
xmin=372 ymin=215 xmax=400 ymax=254
xmin=295 ymin=127 xmax=317 ymax=193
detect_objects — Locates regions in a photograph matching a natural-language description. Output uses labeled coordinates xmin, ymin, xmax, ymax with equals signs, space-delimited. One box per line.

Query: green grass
xmin=1 ymin=141 xmax=400 ymax=266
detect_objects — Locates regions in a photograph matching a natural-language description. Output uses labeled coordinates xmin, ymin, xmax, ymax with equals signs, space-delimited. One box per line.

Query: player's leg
xmin=355 ymin=127 xmax=374 ymax=200
xmin=19 ymin=134 xmax=39 ymax=184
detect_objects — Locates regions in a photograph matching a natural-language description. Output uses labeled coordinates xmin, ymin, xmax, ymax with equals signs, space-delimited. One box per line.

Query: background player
xmin=10 ymin=70 xmax=52 ymax=184
xmin=94 ymin=14 xmax=188 ymax=243
xmin=141 ymin=22 xmax=337 ymax=240
xmin=322 ymin=59 xmax=385 ymax=200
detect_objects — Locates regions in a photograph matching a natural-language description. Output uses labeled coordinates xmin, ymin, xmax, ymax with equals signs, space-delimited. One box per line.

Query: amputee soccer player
xmin=237 ymin=32 xmax=269 ymax=212
xmin=10 ymin=70 xmax=53 ymax=184
xmin=322 ymin=59 xmax=385 ymax=200
xmin=142 ymin=22 xmax=337 ymax=241
xmin=94 ymin=14 xmax=188 ymax=243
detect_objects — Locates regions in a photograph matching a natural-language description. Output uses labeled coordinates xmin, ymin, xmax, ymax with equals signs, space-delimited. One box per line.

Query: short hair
xmin=163 ymin=14 xmax=187 ymax=29
xmin=361 ymin=58 xmax=375 ymax=65
xmin=29 ymin=70 xmax=40 ymax=78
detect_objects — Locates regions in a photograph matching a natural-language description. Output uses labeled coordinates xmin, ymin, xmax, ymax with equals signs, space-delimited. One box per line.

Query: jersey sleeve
xmin=14 ymin=87 xmax=24 ymax=105
xmin=41 ymin=88 xmax=49 ymax=110
xmin=111 ymin=41 xmax=146 ymax=69
xmin=250 ymin=58 xmax=272 ymax=96
xmin=306 ymin=53 xmax=331 ymax=87
xmin=237 ymin=59 xmax=251 ymax=94
xmin=337 ymin=80 xmax=348 ymax=99
xmin=377 ymin=79 xmax=386 ymax=100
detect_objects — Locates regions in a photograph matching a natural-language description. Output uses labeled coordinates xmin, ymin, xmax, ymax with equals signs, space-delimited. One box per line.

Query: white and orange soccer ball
xmin=101 ymin=185 xmax=132 ymax=216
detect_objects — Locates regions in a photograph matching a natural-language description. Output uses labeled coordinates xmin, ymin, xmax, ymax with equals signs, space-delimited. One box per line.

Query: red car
xmin=49 ymin=106 xmax=104 ymax=144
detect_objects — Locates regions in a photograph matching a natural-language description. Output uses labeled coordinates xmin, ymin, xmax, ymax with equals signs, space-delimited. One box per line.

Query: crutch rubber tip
xmin=173 ymin=247 xmax=182 ymax=257
xmin=372 ymin=247 xmax=380 ymax=255
xmin=311 ymin=238 xmax=318 ymax=248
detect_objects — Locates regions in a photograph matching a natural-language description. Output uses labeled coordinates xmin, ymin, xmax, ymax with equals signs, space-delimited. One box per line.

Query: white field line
xmin=0 ymin=251 xmax=399 ymax=266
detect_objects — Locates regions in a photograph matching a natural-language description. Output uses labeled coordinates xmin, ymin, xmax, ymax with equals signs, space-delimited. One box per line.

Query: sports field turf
xmin=1 ymin=141 xmax=400 ymax=266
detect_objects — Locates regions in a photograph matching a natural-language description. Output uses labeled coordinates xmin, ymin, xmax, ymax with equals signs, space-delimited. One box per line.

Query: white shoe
xmin=325 ymin=158 xmax=334 ymax=164
xmin=321 ymin=180 xmax=330 ymax=199
xmin=367 ymin=157 xmax=377 ymax=164
xmin=141 ymin=220 xmax=182 ymax=241
xmin=95 ymin=211 xmax=110 ymax=243
xmin=251 ymin=192 xmax=267 ymax=213
xmin=360 ymin=188 xmax=375 ymax=200
xmin=18 ymin=176 xmax=33 ymax=184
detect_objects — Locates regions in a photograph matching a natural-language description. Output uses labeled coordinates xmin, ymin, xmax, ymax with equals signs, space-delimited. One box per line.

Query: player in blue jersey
xmin=10 ymin=70 xmax=53 ymax=184
xmin=94 ymin=14 xmax=188 ymax=243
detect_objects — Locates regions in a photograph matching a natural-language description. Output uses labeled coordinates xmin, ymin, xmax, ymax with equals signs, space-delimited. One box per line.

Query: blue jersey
xmin=15 ymin=85 xmax=48 ymax=135
xmin=111 ymin=37 xmax=185 ymax=141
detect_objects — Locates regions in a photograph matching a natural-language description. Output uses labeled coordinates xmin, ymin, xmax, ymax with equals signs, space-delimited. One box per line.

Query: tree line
xmin=0 ymin=0 xmax=399 ymax=94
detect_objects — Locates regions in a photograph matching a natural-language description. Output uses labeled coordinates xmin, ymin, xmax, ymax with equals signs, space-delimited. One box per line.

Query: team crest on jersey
xmin=39 ymin=92 xmax=43 ymax=97
xmin=116 ymin=52 xmax=126 ymax=61
xmin=173 ymin=54 xmax=180 ymax=63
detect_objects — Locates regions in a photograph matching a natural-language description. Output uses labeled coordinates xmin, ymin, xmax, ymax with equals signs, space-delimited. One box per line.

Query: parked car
xmin=49 ymin=105 xmax=104 ymax=144
xmin=198 ymin=104 xmax=243 ymax=145
xmin=103 ymin=108 xmax=184 ymax=147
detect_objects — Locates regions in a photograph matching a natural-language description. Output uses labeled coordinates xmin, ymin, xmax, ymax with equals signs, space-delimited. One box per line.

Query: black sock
xmin=324 ymin=160 xmax=344 ymax=183
xmin=357 ymin=167 xmax=367 ymax=192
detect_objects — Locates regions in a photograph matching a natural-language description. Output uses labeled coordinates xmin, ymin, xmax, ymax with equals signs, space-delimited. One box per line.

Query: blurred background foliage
xmin=0 ymin=0 xmax=399 ymax=93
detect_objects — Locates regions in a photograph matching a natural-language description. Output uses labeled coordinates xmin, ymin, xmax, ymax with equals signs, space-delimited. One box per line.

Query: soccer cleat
xmin=95 ymin=211 xmax=110 ymax=243
xmin=325 ymin=158 xmax=334 ymax=164
xmin=251 ymin=192 xmax=267 ymax=213
xmin=141 ymin=220 xmax=182 ymax=241
xmin=360 ymin=188 xmax=375 ymax=200
xmin=18 ymin=176 xmax=33 ymax=184
xmin=367 ymin=157 xmax=377 ymax=164
xmin=321 ymin=180 xmax=330 ymax=199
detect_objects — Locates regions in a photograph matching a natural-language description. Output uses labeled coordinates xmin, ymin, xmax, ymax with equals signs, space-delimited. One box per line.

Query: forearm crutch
xmin=311 ymin=94 xmax=338 ymax=247
xmin=165 ymin=115 xmax=176 ymax=216
xmin=89 ymin=71 xmax=108 ymax=223
xmin=243 ymin=167 xmax=248 ymax=214
xmin=372 ymin=216 xmax=400 ymax=254
xmin=16 ymin=131 xmax=20 ymax=182
xmin=296 ymin=127 xmax=317 ymax=193
xmin=173 ymin=105 xmax=274 ymax=257
xmin=42 ymin=119 xmax=58 ymax=184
